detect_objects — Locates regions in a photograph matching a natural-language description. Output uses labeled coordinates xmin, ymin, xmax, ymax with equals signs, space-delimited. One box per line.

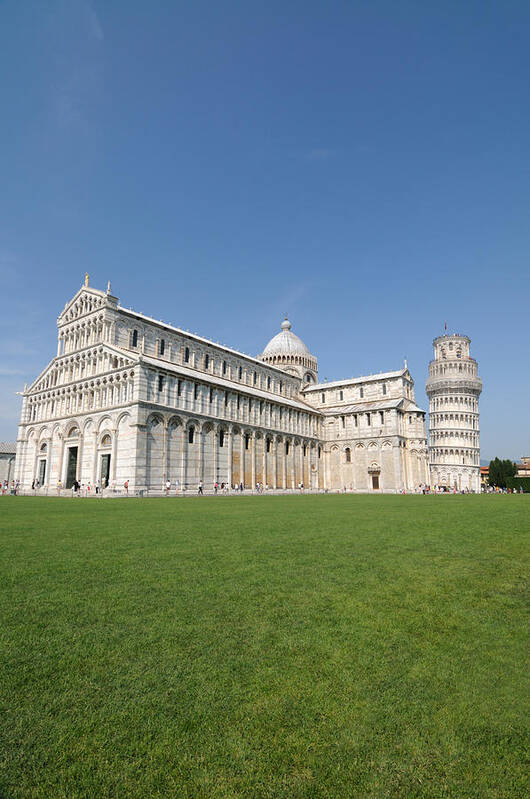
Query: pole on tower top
xmin=84 ymin=273 xmax=89 ymax=287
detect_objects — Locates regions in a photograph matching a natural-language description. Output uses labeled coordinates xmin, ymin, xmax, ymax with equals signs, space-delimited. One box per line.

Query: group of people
xmin=486 ymin=485 xmax=524 ymax=494
xmin=160 ymin=480 xmax=308 ymax=495
xmin=69 ymin=479 xmax=106 ymax=496
xmin=1 ymin=479 xmax=19 ymax=495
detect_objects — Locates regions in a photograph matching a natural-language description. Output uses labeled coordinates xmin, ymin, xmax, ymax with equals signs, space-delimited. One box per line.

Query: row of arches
xmin=59 ymin=315 xmax=109 ymax=355
xmin=26 ymin=370 xmax=135 ymax=423
xmin=430 ymin=448 xmax=479 ymax=465
xmin=430 ymin=412 xmax=478 ymax=428
xmin=144 ymin=414 xmax=322 ymax=491
xmin=18 ymin=412 xmax=132 ymax=490
xmin=430 ymin=361 xmax=477 ymax=376
xmin=430 ymin=395 xmax=479 ymax=411
xmin=33 ymin=348 xmax=131 ymax=392
xmin=263 ymin=353 xmax=317 ymax=370
xmin=147 ymin=373 xmax=320 ymax=438
xmin=62 ymin=293 xmax=105 ymax=323
xmin=430 ymin=468 xmax=478 ymax=491
xmin=327 ymin=439 xmax=429 ymax=491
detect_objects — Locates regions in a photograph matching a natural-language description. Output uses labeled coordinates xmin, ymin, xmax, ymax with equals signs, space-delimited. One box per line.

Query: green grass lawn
xmin=1 ymin=495 xmax=528 ymax=798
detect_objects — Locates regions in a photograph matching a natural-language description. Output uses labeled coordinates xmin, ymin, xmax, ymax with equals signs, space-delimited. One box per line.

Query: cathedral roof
xmin=262 ymin=319 xmax=311 ymax=358
xmin=304 ymin=368 xmax=409 ymax=391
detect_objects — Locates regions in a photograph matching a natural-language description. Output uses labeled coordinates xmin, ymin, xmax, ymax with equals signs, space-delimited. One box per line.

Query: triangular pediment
xmin=58 ymin=284 xmax=118 ymax=325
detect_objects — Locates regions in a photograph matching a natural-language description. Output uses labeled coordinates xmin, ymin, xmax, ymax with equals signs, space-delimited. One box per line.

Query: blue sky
xmin=1 ymin=0 xmax=529 ymax=461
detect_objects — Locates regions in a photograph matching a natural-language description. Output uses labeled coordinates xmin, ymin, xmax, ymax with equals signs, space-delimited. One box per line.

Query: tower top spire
xmin=84 ymin=273 xmax=89 ymax=287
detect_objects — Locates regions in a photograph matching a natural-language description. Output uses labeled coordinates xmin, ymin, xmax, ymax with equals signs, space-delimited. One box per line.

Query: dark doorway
xmin=38 ymin=459 xmax=46 ymax=485
xmin=371 ymin=474 xmax=380 ymax=490
xmin=100 ymin=453 xmax=111 ymax=488
xmin=66 ymin=446 xmax=78 ymax=488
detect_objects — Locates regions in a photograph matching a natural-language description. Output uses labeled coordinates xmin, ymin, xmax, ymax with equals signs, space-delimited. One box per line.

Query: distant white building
xmin=0 ymin=443 xmax=16 ymax=484
xmin=15 ymin=277 xmax=433 ymax=493
xmin=426 ymin=334 xmax=482 ymax=492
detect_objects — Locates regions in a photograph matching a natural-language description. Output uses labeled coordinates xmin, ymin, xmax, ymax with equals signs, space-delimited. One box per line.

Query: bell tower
xmin=426 ymin=333 xmax=482 ymax=491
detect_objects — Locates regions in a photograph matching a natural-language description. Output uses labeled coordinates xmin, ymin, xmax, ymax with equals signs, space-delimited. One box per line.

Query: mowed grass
xmin=0 ymin=496 xmax=528 ymax=799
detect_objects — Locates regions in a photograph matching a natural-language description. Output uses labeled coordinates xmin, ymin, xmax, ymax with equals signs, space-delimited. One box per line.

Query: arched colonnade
xmin=144 ymin=413 xmax=322 ymax=491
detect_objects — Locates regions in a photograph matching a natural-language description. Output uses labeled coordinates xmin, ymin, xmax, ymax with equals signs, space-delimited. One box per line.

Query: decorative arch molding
xmin=99 ymin=431 xmax=112 ymax=448
xmin=147 ymin=414 xmax=164 ymax=429
xmin=96 ymin=415 xmax=113 ymax=432
xmin=116 ymin=411 xmax=131 ymax=429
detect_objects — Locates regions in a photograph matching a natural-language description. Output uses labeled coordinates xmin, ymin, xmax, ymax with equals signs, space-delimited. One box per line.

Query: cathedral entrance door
xmin=66 ymin=446 xmax=78 ymax=489
xmin=371 ymin=474 xmax=380 ymax=490
xmin=100 ymin=454 xmax=111 ymax=488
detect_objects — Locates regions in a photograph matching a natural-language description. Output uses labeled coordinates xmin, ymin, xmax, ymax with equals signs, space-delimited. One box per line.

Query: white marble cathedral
xmin=15 ymin=277 xmax=437 ymax=494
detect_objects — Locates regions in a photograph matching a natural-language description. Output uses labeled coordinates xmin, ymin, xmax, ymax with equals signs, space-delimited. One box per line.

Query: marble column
xmin=251 ymin=432 xmax=256 ymax=489
xmin=227 ymin=427 xmax=233 ymax=489
xmin=111 ymin=429 xmax=118 ymax=485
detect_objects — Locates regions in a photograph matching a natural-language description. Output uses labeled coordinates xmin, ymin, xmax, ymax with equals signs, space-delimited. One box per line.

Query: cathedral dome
xmin=262 ymin=318 xmax=310 ymax=358
xmin=260 ymin=318 xmax=318 ymax=384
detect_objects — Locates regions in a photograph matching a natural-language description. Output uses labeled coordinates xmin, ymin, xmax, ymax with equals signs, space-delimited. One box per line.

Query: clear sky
xmin=1 ymin=0 xmax=529 ymax=461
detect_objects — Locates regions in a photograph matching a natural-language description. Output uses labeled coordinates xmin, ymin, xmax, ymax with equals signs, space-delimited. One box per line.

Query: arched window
xmin=359 ymin=387 xmax=364 ymax=398
xmin=245 ymin=434 xmax=250 ymax=450
xmin=345 ymin=447 xmax=351 ymax=463
xmin=238 ymin=366 xmax=243 ymax=380
xmin=188 ymin=426 xmax=194 ymax=444
xmin=101 ymin=434 xmax=111 ymax=447
xmin=204 ymin=353 xmax=209 ymax=369
xmin=184 ymin=347 xmax=190 ymax=363
xmin=219 ymin=430 xmax=225 ymax=448
xmin=159 ymin=338 xmax=165 ymax=356
xmin=40 ymin=442 xmax=47 ymax=453
xmin=131 ymin=329 xmax=138 ymax=348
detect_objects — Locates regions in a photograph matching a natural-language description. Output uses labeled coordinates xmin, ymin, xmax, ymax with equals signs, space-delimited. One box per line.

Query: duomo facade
xmin=14 ymin=279 xmax=482 ymax=494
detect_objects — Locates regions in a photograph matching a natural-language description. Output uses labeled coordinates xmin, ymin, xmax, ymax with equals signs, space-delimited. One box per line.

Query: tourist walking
xmin=198 ymin=480 xmax=203 ymax=495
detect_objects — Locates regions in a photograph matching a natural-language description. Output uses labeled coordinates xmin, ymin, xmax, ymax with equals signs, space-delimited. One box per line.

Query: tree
xmin=488 ymin=457 xmax=516 ymax=488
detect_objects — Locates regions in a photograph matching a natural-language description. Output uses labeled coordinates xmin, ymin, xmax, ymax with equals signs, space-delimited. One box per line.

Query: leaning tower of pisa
xmin=426 ymin=333 xmax=482 ymax=492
